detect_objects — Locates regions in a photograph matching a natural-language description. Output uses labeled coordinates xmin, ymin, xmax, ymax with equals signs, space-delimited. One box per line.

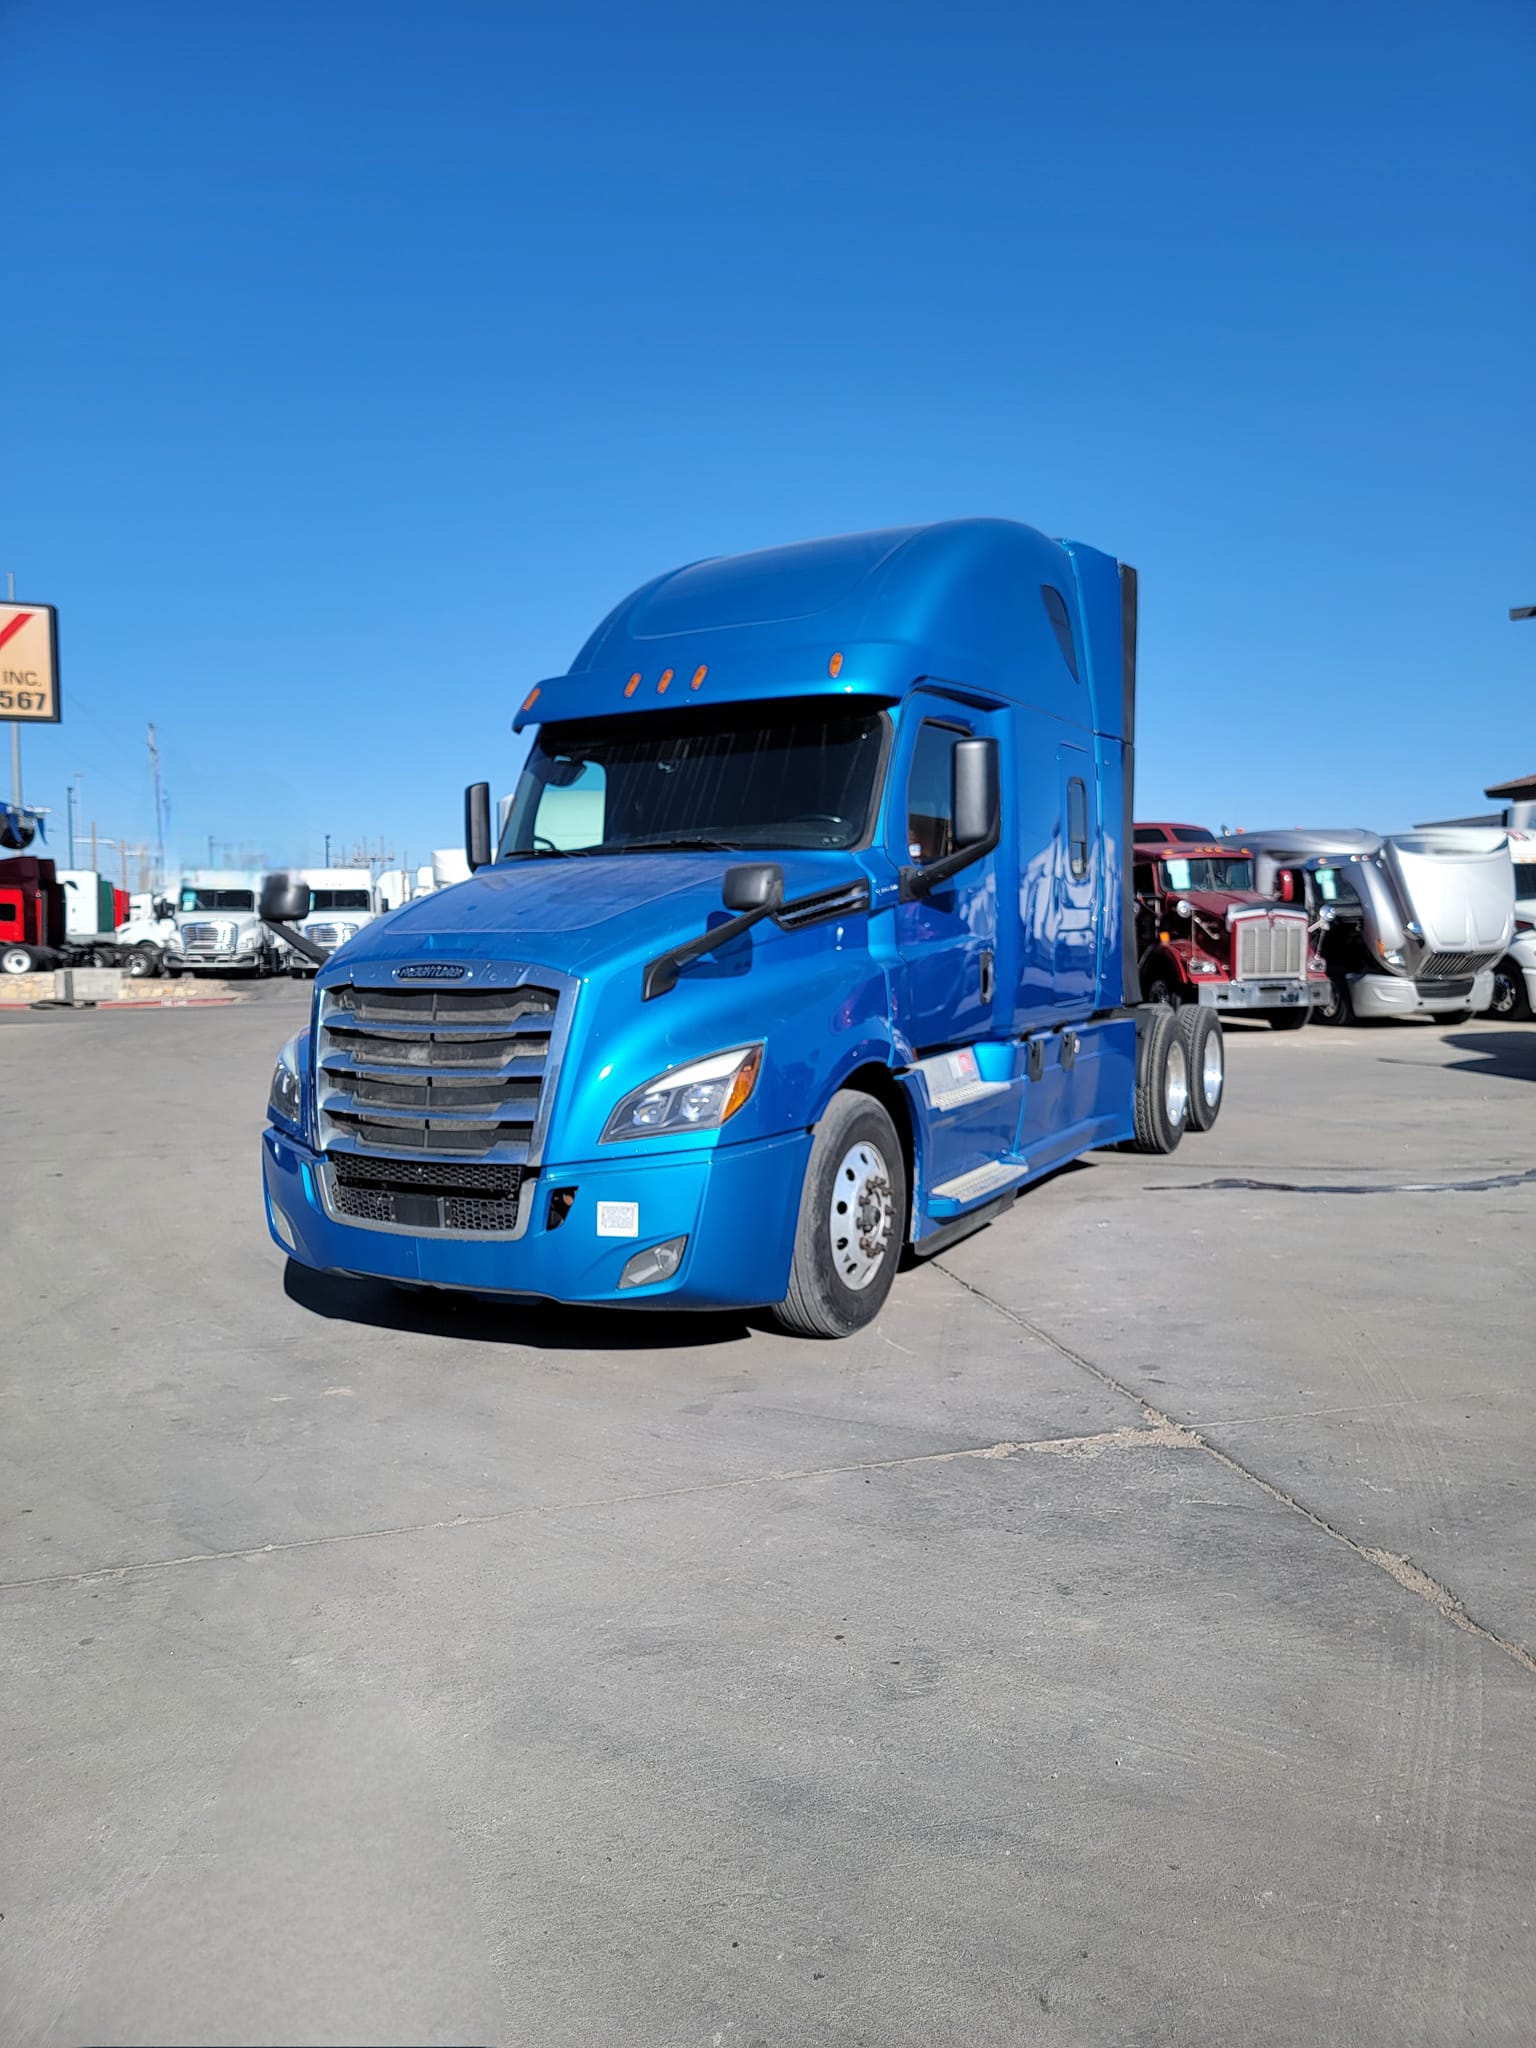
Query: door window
xmin=905 ymin=721 xmax=967 ymax=866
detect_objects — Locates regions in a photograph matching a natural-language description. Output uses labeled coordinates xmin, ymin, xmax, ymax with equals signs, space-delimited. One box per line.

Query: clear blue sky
xmin=10 ymin=0 xmax=1534 ymax=879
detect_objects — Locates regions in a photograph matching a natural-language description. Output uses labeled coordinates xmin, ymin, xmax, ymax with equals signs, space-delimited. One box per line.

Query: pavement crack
xmin=0 ymin=1424 xmax=1194 ymax=1594
xmin=935 ymin=1262 xmax=1536 ymax=1679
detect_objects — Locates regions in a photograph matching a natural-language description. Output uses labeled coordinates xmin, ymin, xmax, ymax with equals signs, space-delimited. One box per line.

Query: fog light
xmin=618 ymin=1236 xmax=687 ymax=1289
xmin=269 ymin=1201 xmax=295 ymax=1251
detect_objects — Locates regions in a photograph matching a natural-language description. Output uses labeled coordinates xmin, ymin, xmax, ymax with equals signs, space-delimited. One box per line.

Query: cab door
xmin=887 ymin=692 xmax=1003 ymax=1055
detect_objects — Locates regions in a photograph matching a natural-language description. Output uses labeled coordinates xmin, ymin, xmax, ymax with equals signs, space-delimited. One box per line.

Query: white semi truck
xmin=166 ymin=869 xmax=279 ymax=978
xmin=280 ymin=868 xmax=381 ymax=977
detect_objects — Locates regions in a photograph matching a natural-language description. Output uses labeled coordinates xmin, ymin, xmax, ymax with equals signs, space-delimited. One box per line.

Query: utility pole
xmin=91 ymin=819 xmax=98 ymax=869
xmin=147 ymin=723 xmax=166 ymax=888
xmin=324 ymin=832 xmax=331 ymax=866
xmin=67 ymin=775 xmax=81 ymax=866
xmin=6 ymin=570 xmax=19 ymax=809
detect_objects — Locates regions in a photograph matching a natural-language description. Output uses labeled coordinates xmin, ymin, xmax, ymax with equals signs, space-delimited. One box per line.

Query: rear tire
xmin=1317 ymin=973 xmax=1354 ymax=1026
xmin=1131 ymin=1006 xmax=1189 ymax=1153
xmin=1176 ymin=1006 xmax=1224 ymax=1131
xmin=1267 ymin=1007 xmax=1308 ymax=1031
xmin=773 ymin=1090 xmax=906 ymax=1338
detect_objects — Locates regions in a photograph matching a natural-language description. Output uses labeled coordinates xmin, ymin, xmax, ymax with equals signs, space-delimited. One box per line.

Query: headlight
xmin=237 ymin=927 xmax=262 ymax=950
xmin=268 ymin=1034 xmax=304 ymax=1133
xmin=1380 ymin=947 xmax=1406 ymax=968
xmin=601 ymin=1044 xmax=763 ymax=1142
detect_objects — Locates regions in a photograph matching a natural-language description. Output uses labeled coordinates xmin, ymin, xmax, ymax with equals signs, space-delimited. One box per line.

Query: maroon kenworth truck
xmin=1132 ymin=822 xmax=1321 ymax=1030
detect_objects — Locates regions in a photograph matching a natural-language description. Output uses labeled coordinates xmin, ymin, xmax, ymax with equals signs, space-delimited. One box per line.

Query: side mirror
xmin=722 ymin=863 xmax=784 ymax=914
xmin=465 ymin=782 xmax=493 ymax=871
xmin=260 ymin=871 xmax=312 ymax=923
xmin=952 ymin=737 xmax=1000 ymax=850
xmin=1277 ymin=869 xmax=1296 ymax=903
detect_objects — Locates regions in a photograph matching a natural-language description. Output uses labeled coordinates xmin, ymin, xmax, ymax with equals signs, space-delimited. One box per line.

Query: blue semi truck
xmin=261 ymin=518 xmax=1224 ymax=1336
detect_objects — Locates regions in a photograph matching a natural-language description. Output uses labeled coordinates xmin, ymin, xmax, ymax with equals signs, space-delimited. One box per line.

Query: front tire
xmin=1489 ymin=959 xmax=1532 ymax=1021
xmin=1 ymin=944 xmax=35 ymax=976
xmin=1131 ymin=1005 xmax=1189 ymax=1153
xmin=1267 ymin=1007 xmax=1308 ymax=1031
xmin=1142 ymin=970 xmax=1183 ymax=1008
xmin=1176 ymin=1006 xmax=1224 ymax=1131
xmin=126 ymin=944 xmax=160 ymax=979
xmin=774 ymin=1091 xmax=906 ymax=1338
xmin=1317 ymin=973 xmax=1354 ymax=1026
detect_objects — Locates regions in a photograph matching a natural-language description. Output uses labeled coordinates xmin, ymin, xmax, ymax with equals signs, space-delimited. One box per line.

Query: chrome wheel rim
xmin=1201 ymin=1031 xmax=1223 ymax=1110
xmin=1165 ymin=1038 xmax=1190 ymax=1127
xmin=1491 ymin=971 xmax=1515 ymax=1016
xmin=1 ymin=948 xmax=30 ymax=975
xmin=829 ymin=1139 xmax=894 ymax=1292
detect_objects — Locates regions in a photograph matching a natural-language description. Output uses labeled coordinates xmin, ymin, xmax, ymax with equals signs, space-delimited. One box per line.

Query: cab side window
xmin=905 ymin=721 xmax=966 ymax=866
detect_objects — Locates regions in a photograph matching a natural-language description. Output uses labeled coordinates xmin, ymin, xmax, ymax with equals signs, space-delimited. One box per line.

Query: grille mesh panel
xmin=1235 ymin=918 xmax=1306 ymax=979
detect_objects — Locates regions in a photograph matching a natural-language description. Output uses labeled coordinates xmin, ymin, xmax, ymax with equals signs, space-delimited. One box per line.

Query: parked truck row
xmin=1130 ymin=821 xmax=1515 ymax=1028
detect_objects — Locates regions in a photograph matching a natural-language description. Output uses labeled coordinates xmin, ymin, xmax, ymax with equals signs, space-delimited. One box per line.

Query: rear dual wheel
xmin=1176 ymin=1005 xmax=1224 ymax=1132
xmin=1131 ymin=1005 xmax=1191 ymax=1152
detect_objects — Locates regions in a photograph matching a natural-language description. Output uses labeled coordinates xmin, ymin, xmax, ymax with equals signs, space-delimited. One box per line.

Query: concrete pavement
xmin=2 ymin=991 xmax=1532 ymax=2046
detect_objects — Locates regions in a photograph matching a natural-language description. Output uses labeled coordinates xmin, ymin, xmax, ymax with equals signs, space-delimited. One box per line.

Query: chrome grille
xmin=307 ymin=924 xmax=346 ymax=950
xmin=317 ymin=972 xmax=568 ymax=1175
xmin=1418 ymin=949 xmax=1497 ymax=979
xmin=183 ymin=920 xmax=235 ymax=950
xmin=1234 ymin=915 xmax=1306 ymax=980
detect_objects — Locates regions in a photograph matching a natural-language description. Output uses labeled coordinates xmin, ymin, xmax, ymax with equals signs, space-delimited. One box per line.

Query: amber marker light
xmin=828 ymin=651 xmax=844 ymax=678
xmin=521 ymin=686 xmax=541 ymax=711
xmin=625 ymin=673 xmax=641 ymax=697
xmin=691 ymin=665 xmax=707 ymax=690
xmin=722 ymin=1045 xmax=763 ymax=1123
xmin=657 ymin=668 xmax=674 ymax=693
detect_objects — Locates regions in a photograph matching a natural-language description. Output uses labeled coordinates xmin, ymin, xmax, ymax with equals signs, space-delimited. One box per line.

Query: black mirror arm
xmin=898 ymin=816 xmax=1001 ymax=902
xmin=263 ymin=918 xmax=331 ymax=967
xmin=642 ymin=902 xmax=778 ymax=1001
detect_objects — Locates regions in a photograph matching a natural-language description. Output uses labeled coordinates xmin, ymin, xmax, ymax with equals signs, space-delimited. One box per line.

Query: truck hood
xmin=1385 ymin=837 xmax=1514 ymax=953
xmin=334 ymin=853 xmax=858 ymax=980
xmin=1181 ymin=889 xmax=1295 ymax=921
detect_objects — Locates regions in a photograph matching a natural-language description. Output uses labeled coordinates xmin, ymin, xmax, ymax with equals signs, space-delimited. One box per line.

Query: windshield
xmin=1161 ymin=857 xmax=1254 ymax=892
xmin=1515 ymin=865 xmax=1536 ymax=906
xmin=310 ymin=889 xmax=371 ymax=911
xmin=501 ymin=699 xmax=889 ymax=857
xmin=180 ymin=887 xmax=254 ymax=911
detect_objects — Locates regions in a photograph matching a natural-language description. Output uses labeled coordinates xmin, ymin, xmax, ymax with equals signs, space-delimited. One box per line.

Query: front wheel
xmin=1176 ymin=1006 xmax=1224 ymax=1131
xmin=773 ymin=1091 xmax=906 ymax=1338
xmin=1142 ymin=971 xmax=1183 ymax=1008
xmin=1316 ymin=974 xmax=1354 ymax=1026
xmin=1 ymin=944 xmax=35 ymax=976
xmin=1489 ymin=959 xmax=1532 ymax=1021
xmin=126 ymin=944 xmax=160 ymax=979
xmin=1267 ymin=1007 xmax=1308 ymax=1031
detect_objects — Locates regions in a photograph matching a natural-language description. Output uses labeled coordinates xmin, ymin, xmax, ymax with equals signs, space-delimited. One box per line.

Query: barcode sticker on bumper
xmin=596 ymin=1201 xmax=639 ymax=1238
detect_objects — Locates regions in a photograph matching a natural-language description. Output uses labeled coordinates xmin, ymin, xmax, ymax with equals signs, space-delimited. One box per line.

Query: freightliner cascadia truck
xmin=260 ymin=519 xmax=1225 ymax=1336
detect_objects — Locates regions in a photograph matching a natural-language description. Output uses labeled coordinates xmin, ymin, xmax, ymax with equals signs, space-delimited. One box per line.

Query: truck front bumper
xmin=1195 ymin=979 xmax=1308 ymax=1011
xmin=172 ymin=951 xmax=259 ymax=972
xmin=261 ymin=1125 xmax=811 ymax=1310
xmin=1350 ymin=971 xmax=1494 ymax=1018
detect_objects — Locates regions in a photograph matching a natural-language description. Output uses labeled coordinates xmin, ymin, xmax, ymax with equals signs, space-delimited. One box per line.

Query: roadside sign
xmin=0 ymin=602 xmax=61 ymax=723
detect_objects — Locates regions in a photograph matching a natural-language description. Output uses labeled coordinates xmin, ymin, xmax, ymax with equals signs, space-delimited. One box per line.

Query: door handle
xmin=979 ymin=948 xmax=995 ymax=1005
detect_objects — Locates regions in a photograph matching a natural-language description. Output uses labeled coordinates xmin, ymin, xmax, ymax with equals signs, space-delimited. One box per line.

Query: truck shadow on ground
xmin=1438 ymin=1029 xmax=1536 ymax=1083
xmin=282 ymin=1258 xmax=760 ymax=1350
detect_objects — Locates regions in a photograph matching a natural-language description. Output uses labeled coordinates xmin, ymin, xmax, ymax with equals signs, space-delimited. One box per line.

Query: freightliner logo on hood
xmin=395 ymin=962 xmax=469 ymax=981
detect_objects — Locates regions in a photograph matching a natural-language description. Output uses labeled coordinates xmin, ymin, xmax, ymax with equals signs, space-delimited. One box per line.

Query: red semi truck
xmin=1132 ymin=822 xmax=1316 ymax=1029
xmin=1 ymin=857 xmax=139 ymax=976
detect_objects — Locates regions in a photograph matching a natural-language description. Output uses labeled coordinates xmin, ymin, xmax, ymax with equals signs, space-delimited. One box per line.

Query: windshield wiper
xmin=610 ymin=836 xmax=741 ymax=854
